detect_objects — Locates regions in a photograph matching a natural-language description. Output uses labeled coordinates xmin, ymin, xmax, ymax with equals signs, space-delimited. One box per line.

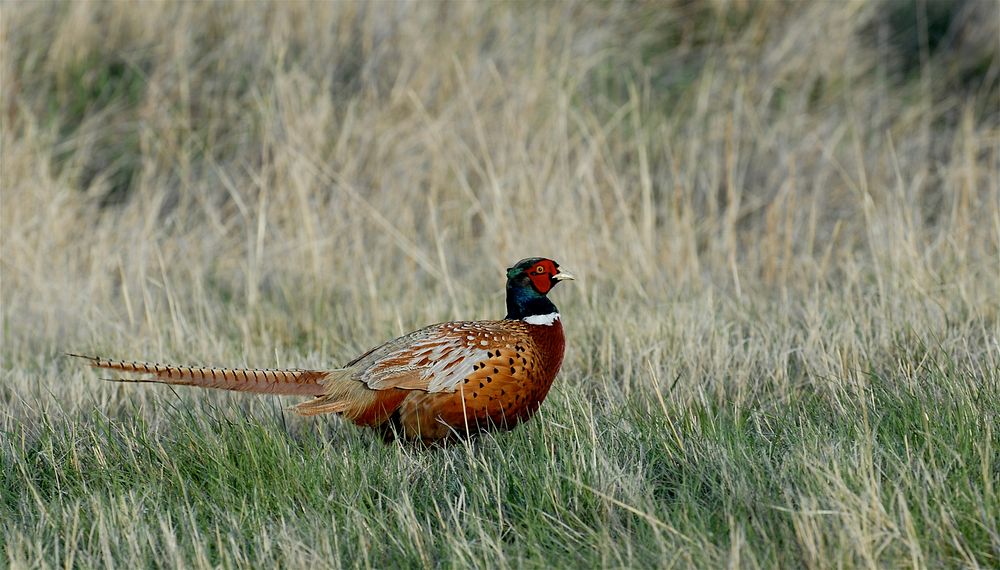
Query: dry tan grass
xmin=1 ymin=1 xmax=998 ymax=568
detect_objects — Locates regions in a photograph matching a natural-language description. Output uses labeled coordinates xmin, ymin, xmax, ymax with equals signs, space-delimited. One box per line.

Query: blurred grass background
xmin=1 ymin=1 xmax=998 ymax=568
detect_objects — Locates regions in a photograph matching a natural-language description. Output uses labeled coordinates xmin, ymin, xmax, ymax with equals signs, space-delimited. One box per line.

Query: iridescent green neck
xmin=505 ymin=281 xmax=557 ymax=320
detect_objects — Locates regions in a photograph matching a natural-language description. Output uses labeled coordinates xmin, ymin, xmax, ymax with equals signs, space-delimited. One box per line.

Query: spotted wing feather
xmin=345 ymin=321 xmax=529 ymax=393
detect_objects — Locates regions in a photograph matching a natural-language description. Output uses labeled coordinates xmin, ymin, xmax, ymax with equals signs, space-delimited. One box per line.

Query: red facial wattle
xmin=527 ymin=260 xmax=559 ymax=293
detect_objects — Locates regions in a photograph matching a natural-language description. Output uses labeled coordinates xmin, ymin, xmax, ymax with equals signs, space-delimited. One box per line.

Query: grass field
xmin=2 ymin=1 xmax=999 ymax=567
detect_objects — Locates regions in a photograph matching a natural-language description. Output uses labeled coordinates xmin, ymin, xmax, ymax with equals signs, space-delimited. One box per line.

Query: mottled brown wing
xmin=393 ymin=333 xmax=550 ymax=440
xmin=352 ymin=320 xmax=534 ymax=393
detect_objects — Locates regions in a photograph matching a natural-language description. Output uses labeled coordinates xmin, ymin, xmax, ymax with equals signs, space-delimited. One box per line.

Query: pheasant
xmin=72 ymin=257 xmax=574 ymax=444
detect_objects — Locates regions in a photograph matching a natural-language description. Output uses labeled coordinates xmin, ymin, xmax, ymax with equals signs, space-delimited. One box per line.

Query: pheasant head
xmin=504 ymin=257 xmax=574 ymax=321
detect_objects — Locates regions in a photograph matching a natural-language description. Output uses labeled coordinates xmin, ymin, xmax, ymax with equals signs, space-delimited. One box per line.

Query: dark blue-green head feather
xmin=504 ymin=257 xmax=574 ymax=320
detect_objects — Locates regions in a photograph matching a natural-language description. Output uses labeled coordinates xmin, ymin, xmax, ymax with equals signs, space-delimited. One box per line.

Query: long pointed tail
xmin=69 ymin=354 xmax=328 ymax=397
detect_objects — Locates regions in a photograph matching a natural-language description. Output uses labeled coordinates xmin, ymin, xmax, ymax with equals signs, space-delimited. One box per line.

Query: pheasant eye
xmin=535 ymin=266 xmax=545 ymax=274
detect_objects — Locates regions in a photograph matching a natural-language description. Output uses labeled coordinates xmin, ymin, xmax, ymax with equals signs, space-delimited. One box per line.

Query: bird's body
xmin=74 ymin=257 xmax=573 ymax=444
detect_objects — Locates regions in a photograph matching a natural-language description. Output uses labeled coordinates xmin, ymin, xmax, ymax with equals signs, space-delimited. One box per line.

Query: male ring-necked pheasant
xmin=72 ymin=257 xmax=573 ymax=444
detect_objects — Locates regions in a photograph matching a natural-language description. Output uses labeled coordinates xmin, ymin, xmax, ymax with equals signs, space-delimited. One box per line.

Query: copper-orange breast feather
xmin=72 ymin=257 xmax=573 ymax=444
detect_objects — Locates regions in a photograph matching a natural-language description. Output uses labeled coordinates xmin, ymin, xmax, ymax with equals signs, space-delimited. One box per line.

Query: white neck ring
xmin=523 ymin=312 xmax=560 ymax=326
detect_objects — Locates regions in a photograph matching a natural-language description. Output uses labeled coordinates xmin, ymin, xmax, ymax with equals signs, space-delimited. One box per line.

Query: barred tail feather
xmin=69 ymin=354 xmax=328 ymax=397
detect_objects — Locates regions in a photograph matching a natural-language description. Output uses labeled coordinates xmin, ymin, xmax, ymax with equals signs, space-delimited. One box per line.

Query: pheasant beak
xmin=552 ymin=271 xmax=575 ymax=282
